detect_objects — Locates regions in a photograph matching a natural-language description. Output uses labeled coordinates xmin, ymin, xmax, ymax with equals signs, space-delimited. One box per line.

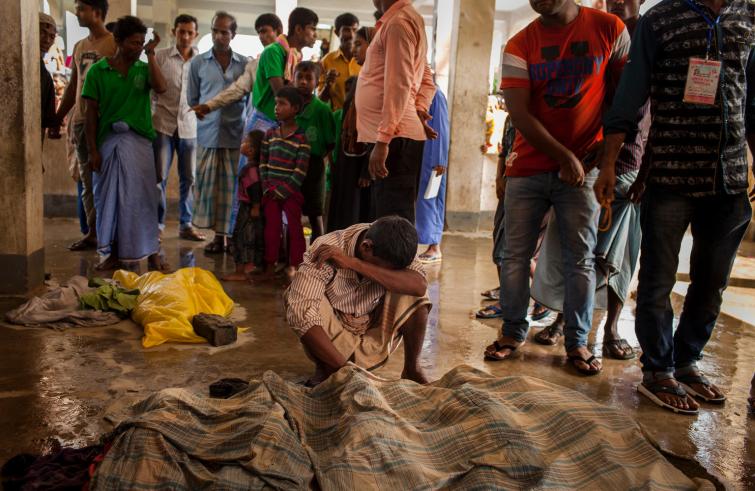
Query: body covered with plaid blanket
xmin=92 ymin=365 xmax=710 ymax=490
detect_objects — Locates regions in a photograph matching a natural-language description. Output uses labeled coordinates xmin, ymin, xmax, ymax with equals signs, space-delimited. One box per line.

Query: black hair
xmin=364 ymin=216 xmax=418 ymax=269
xmin=255 ymin=13 xmax=283 ymax=33
xmin=288 ymin=7 xmax=318 ymax=34
xmin=275 ymin=86 xmax=304 ymax=113
xmin=294 ymin=60 xmax=321 ymax=79
xmin=334 ymin=13 xmax=359 ymax=34
xmin=174 ymin=14 xmax=198 ymax=30
xmin=77 ymin=0 xmax=109 ymax=20
xmin=105 ymin=21 xmax=116 ymax=33
xmin=112 ymin=15 xmax=147 ymax=43
xmin=356 ymin=26 xmax=375 ymax=44
xmin=245 ymin=130 xmax=266 ymax=161
xmin=374 ymin=10 xmax=383 ymax=22
xmin=212 ymin=10 xmax=238 ymax=34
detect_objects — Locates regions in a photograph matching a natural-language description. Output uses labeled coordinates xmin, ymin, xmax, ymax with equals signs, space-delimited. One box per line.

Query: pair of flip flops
xmin=638 ymin=373 xmax=726 ymax=416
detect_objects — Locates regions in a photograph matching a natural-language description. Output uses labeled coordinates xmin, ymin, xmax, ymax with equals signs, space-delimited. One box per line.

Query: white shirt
xmin=152 ymin=46 xmax=198 ymax=139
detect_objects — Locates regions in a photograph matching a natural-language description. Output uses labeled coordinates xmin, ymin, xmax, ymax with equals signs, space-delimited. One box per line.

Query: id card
xmin=683 ymin=57 xmax=722 ymax=105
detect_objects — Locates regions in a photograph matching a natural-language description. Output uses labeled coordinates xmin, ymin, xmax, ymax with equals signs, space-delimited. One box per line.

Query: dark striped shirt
xmin=604 ymin=0 xmax=755 ymax=197
xmin=259 ymin=126 xmax=310 ymax=200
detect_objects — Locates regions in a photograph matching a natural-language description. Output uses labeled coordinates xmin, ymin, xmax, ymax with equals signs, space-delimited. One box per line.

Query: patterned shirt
xmin=500 ymin=7 xmax=630 ymax=177
xmin=284 ymin=223 xmax=426 ymax=337
xmin=259 ymin=127 xmax=310 ymax=200
xmin=152 ymin=46 xmax=198 ymax=139
xmin=604 ymin=0 xmax=755 ymax=197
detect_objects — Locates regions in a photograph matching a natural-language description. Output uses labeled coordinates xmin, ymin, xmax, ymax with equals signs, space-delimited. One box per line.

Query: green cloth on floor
xmin=79 ymin=278 xmax=139 ymax=318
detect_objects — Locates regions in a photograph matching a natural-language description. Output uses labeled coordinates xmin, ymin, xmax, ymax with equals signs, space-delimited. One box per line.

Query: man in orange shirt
xmin=355 ymin=0 xmax=436 ymax=224
xmin=483 ymin=0 xmax=630 ymax=376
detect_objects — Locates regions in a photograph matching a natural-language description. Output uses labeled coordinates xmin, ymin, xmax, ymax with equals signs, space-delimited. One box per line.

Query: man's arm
xmin=746 ymin=46 xmax=755 ymax=199
xmin=311 ymin=245 xmax=427 ymax=297
xmin=187 ymin=59 xmax=200 ymax=108
xmin=416 ymin=63 xmax=435 ymax=113
xmin=84 ymin=99 xmax=101 ymax=171
xmin=503 ymin=87 xmax=584 ymax=186
xmin=284 ymin=255 xmax=346 ymax=372
xmin=269 ymin=76 xmax=285 ymax=93
xmin=146 ymin=39 xmax=168 ymax=94
xmin=55 ymin=59 xmax=78 ymax=124
xmin=596 ymin=16 xmax=657 ymax=203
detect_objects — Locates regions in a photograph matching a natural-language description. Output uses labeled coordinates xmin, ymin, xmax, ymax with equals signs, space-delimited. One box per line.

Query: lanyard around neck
xmin=684 ymin=0 xmax=722 ymax=59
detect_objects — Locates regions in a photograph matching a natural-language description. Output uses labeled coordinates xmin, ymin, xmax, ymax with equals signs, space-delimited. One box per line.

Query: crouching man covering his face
xmin=284 ymin=216 xmax=431 ymax=386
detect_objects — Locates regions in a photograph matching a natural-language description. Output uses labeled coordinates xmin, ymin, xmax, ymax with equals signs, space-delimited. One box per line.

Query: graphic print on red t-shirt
xmin=500 ymin=8 xmax=629 ymax=177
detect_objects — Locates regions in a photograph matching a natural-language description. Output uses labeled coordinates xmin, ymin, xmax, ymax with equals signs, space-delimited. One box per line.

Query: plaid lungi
xmin=192 ymin=147 xmax=240 ymax=235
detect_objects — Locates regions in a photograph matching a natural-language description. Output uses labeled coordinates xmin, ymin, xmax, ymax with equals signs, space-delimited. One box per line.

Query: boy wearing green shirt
xmin=248 ymin=7 xmax=318 ymax=132
xmin=293 ymin=61 xmax=336 ymax=242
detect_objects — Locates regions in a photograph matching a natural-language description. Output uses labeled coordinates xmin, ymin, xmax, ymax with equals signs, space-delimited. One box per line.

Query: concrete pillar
xmin=107 ymin=0 xmax=136 ymax=21
xmin=276 ymin=0 xmax=297 ymax=33
xmin=151 ymin=0 xmax=178 ymax=49
xmin=444 ymin=0 xmax=495 ymax=231
xmin=431 ymin=0 xmax=455 ymax=97
xmin=0 ymin=0 xmax=45 ymax=294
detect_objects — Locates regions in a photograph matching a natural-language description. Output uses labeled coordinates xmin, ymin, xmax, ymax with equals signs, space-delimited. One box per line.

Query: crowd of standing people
xmin=39 ymin=0 xmax=754 ymax=412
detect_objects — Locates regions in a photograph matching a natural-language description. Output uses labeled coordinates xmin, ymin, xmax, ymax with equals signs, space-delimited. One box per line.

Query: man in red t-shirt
xmin=483 ymin=0 xmax=629 ymax=376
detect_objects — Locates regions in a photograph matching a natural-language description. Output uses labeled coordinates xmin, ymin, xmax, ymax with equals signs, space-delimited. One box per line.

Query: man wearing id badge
xmin=596 ymin=0 xmax=755 ymax=415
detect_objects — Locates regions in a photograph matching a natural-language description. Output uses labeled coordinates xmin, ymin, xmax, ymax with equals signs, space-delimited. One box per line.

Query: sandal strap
xmin=675 ymin=373 xmax=711 ymax=387
xmin=644 ymin=381 xmax=688 ymax=398
xmin=493 ymin=341 xmax=518 ymax=352
xmin=569 ymin=355 xmax=597 ymax=364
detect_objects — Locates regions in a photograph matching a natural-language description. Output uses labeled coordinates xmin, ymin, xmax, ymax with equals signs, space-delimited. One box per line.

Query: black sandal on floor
xmin=676 ymin=373 xmax=726 ymax=404
xmin=602 ymin=339 xmax=636 ymax=360
xmin=534 ymin=323 xmax=563 ymax=346
xmin=484 ymin=340 xmax=519 ymax=361
xmin=567 ymin=354 xmax=602 ymax=376
xmin=637 ymin=381 xmax=699 ymax=415
xmin=204 ymin=240 xmax=225 ymax=254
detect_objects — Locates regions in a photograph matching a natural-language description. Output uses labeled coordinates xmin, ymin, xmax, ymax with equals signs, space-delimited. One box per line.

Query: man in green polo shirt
xmin=293 ymin=61 xmax=336 ymax=242
xmin=81 ymin=16 xmax=169 ymax=272
xmin=247 ymin=7 xmax=318 ymax=132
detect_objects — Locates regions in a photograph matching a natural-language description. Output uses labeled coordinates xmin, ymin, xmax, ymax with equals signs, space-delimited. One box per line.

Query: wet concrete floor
xmin=0 ymin=218 xmax=753 ymax=489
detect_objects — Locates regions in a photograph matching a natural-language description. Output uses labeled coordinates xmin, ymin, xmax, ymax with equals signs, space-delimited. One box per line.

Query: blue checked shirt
xmin=187 ymin=49 xmax=248 ymax=149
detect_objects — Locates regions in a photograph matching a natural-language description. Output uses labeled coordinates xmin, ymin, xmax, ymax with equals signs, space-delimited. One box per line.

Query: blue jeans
xmin=153 ymin=131 xmax=197 ymax=230
xmin=636 ymin=186 xmax=751 ymax=377
xmin=500 ymin=170 xmax=600 ymax=351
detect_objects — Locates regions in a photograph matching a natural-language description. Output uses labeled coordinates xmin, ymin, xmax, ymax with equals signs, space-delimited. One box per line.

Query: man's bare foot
xmin=643 ymin=378 xmax=700 ymax=412
xmin=95 ymin=255 xmax=121 ymax=271
xmin=567 ymin=346 xmax=602 ymax=374
xmin=484 ymin=335 xmax=523 ymax=361
xmin=69 ymin=234 xmax=97 ymax=251
xmin=401 ymin=367 xmax=430 ymax=385
xmin=147 ymin=253 xmax=170 ymax=272
xmin=222 ymin=272 xmax=249 ymax=281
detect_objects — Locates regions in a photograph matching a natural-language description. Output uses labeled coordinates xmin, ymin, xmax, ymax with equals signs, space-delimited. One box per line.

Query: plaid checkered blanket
xmin=91 ymin=365 xmax=710 ymax=490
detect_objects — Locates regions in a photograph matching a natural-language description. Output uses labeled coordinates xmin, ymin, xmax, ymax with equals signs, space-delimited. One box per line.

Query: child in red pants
xmin=259 ymin=86 xmax=310 ymax=279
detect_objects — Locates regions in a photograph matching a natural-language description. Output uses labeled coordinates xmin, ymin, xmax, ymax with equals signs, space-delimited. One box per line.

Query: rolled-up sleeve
xmin=745 ymin=46 xmax=755 ymax=133
xmin=284 ymin=249 xmax=336 ymax=337
xmin=603 ymin=15 xmax=657 ymax=140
